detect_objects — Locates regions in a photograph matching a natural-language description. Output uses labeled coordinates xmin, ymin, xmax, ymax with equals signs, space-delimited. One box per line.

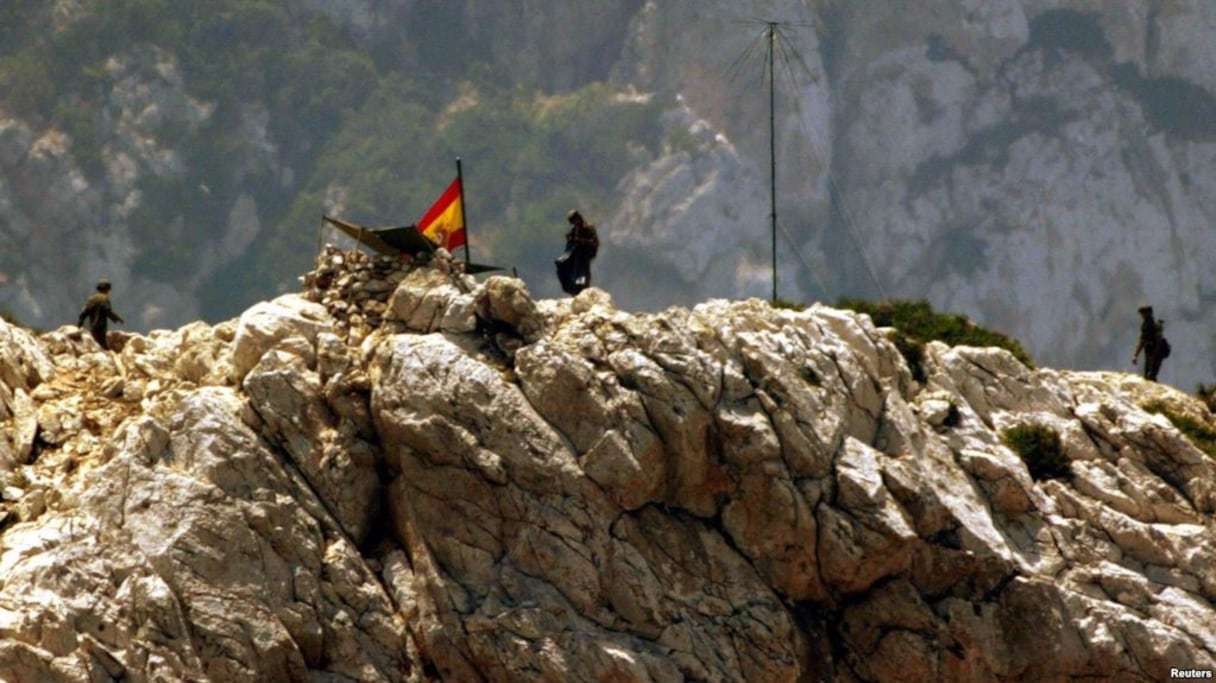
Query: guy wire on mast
xmin=729 ymin=15 xmax=888 ymax=303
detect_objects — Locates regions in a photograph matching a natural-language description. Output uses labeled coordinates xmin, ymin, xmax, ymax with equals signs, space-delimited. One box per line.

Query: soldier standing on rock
xmin=1131 ymin=305 xmax=1169 ymax=382
xmin=555 ymin=209 xmax=599 ymax=295
xmin=77 ymin=278 xmax=125 ymax=350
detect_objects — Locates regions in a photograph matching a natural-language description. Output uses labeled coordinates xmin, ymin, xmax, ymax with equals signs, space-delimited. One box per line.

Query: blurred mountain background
xmin=2 ymin=0 xmax=1215 ymax=384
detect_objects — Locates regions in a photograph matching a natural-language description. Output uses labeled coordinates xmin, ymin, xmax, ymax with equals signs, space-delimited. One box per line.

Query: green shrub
xmin=54 ymin=97 xmax=105 ymax=178
xmin=837 ymin=299 xmax=1035 ymax=380
xmin=769 ymin=299 xmax=804 ymax=310
xmin=273 ymin=81 xmax=665 ymax=293
xmin=666 ymin=127 xmax=699 ymax=157
xmin=0 ymin=2 xmax=43 ymax=48
xmin=889 ymin=330 xmax=928 ymax=382
xmin=0 ymin=50 xmax=57 ymax=114
xmin=1001 ymin=423 xmax=1071 ymax=481
xmin=1142 ymin=400 xmax=1216 ymax=459
xmin=1197 ymin=384 xmax=1216 ymax=415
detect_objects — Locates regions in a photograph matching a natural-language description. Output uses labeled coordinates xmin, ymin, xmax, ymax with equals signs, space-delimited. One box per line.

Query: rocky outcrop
xmin=2 ymin=250 xmax=1214 ymax=681
xmin=6 ymin=0 xmax=1216 ymax=385
xmin=0 ymin=316 xmax=414 ymax=681
xmin=606 ymin=98 xmax=784 ymax=307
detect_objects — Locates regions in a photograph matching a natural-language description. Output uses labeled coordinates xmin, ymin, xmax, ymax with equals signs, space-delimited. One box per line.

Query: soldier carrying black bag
xmin=555 ymin=209 xmax=599 ymax=295
xmin=1131 ymin=305 xmax=1170 ymax=382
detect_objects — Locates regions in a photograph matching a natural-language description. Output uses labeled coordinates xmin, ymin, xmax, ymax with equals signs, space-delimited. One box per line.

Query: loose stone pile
xmin=301 ymin=245 xmax=422 ymax=344
xmin=300 ymin=243 xmax=547 ymax=366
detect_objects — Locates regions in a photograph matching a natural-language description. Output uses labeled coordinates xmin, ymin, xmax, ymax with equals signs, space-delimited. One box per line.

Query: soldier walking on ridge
xmin=1131 ymin=305 xmax=1169 ymax=382
xmin=77 ymin=278 xmax=125 ymax=350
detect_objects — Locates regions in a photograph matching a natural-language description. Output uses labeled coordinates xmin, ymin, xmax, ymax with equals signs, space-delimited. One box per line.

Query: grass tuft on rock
xmin=1001 ymin=423 xmax=1071 ymax=481
xmin=837 ymin=299 xmax=1034 ymax=381
xmin=1142 ymin=400 xmax=1216 ymax=459
xmin=1196 ymin=384 xmax=1216 ymax=414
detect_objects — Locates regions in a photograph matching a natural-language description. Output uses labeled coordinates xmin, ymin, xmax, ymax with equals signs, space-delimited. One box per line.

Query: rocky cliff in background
xmin=3 ymin=0 xmax=1216 ymax=409
xmin=608 ymin=0 xmax=1216 ymax=386
xmin=1 ymin=250 xmax=1215 ymax=681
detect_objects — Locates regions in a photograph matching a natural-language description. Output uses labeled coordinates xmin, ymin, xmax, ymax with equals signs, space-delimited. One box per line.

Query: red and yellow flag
xmin=417 ymin=178 xmax=466 ymax=251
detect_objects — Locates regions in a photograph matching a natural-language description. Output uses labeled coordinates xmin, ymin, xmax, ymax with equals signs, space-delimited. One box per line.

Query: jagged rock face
xmin=607 ymin=0 xmax=1216 ymax=385
xmin=2 ymin=252 xmax=1215 ymax=681
xmin=0 ymin=117 xmax=101 ymax=324
xmin=605 ymin=99 xmax=789 ymax=306
xmin=284 ymin=0 xmax=413 ymax=41
xmin=0 ymin=319 xmax=415 ymax=681
xmin=606 ymin=1 xmax=833 ymax=306
xmin=0 ymin=42 xmax=274 ymax=330
xmin=820 ymin=1 xmax=1216 ymax=385
xmin=462 ymin=0 xmax=645 ymax=91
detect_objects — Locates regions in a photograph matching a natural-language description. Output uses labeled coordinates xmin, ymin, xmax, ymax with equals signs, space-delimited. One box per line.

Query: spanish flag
xmin=417 ymin=177 xmax=466 ymax=251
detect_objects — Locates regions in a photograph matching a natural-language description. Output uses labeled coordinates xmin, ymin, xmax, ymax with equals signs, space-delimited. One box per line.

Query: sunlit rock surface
xmin=1 ymin=251 xmax=1214 ymax=681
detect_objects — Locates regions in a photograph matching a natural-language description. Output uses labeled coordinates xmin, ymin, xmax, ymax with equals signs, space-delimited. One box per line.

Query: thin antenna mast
xmin=767 ymin=21 xmax=778 ymax=303
xmin=730 ymin=16 xmax=822 ymax=303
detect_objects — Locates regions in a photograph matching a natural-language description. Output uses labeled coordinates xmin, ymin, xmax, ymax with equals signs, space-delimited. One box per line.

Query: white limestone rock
xmin=230 ymin=294 xmax=333 ymax=382
xmin=3 ymin=265 xmax=1216 ymax=681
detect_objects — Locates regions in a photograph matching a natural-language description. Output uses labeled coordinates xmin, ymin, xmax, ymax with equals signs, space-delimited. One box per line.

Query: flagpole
xmin=315 ymin=215 xmax=324 ymax=263
xmin=456 ymin=157 xmax=470 ymax=264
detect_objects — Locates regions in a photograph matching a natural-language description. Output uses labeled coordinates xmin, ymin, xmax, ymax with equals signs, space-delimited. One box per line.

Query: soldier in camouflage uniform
xmin=77 ymin=278 xmax=125 ymax=350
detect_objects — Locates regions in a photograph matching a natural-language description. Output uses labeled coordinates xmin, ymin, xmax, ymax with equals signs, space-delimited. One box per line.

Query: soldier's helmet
xmin=1138 ymin=305 xmax=1153 ymax=316
xmin=96 ymin=278 xmax=112 ymax=292
xmin=567 ymin=209 xmax=583 ymax=225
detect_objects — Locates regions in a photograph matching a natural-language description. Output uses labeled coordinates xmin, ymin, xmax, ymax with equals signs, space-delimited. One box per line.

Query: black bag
xmin=1155 ymin=319 xmax=1171 ymax=359
xmin=555 ymin=240 xmax=592 ymax=295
